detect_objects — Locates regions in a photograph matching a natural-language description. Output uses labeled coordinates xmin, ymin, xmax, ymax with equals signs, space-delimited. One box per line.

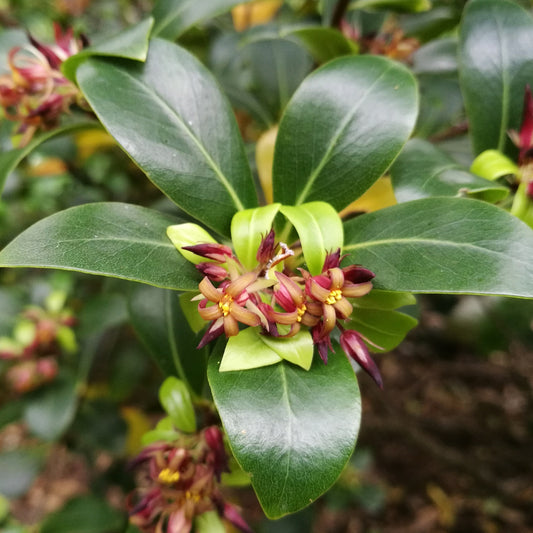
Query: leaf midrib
xmin=113 ymin=66 xmax=245 ymax=211
xmin=295 ymin=63 xmax=393 ymax=206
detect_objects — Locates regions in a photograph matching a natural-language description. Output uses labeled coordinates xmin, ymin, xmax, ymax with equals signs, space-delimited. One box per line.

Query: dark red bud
xmin=222 ymin=502 xmax=254 ymax=533
xmin=256 ymin=229 xmax=276 ymax=264
xmin=28 ymin=34 xmax=62 ymax=69
xmin=342 ymin=265 xmax=375 ymax=284
xmin=196 ymin=262 xmax=228 ymax=282
xmin=322 ymin=248 xmax=341 ymax=271
xmin=182 ymin=243 xmax=233 ymax=263
xmin=340 ymin=330 xmax=383 ymax=389
xmin=527 ymin=181 xmax=533 ymax=200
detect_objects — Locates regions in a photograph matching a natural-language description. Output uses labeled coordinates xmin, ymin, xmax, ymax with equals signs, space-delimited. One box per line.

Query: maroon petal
xmin=197 ymin=319 xmax=224 ymax=349
xmin=182 ymin=243 xmax=233 ymax=263
xmin=322 ymin=248 xmax=341 ymax=271
xmin=256 ymin=229 xmax=276 ymax=264
xmin=519 ymin=85 xmax=533 ymax=163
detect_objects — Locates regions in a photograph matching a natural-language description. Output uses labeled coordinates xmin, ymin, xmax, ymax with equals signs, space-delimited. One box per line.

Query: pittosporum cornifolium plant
xmin=1 ymin=0 xmax=533 ymax=526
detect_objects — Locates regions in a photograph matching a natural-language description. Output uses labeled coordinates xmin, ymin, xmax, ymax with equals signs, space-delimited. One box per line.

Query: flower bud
xmin=196 ymin=262 xmax=228 ymax=282
xmin=340 ymin=330 xmax=383 ymax=388
xmin=256 ymin=229 xmax=276 ymax=264
xmin=181 ymin=243 xmax=233 ymax=263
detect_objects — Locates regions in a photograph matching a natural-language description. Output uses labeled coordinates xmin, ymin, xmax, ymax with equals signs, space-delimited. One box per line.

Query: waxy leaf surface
xmin=0 ymin=203 xmax=199 ymax=291
xmin=273 ymin=55 xmax=417 ymax=210
xmin=128 ymin=284 xmax=206 ymax=394
xmin=62 ymin=17 xmax=153 ymax=82
xmin=458 ymin=0 xmax=533 ymax=156
xmin=152 ymin=0 xmax=251 ymax=40
xmin=77 ymin=39 xmax=257 ymax=236
xmin=390 ymin=139 xmax=509 ymax=203
xmin=208 ymin=350 xmax=361 ymax=518
xmin=343 ymin=197 xmax=533 ymax=297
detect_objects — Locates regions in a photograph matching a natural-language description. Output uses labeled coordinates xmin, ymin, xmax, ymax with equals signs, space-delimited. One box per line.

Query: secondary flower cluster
xmin=0 ymin=298 xmax=76 ymax=393
xmin=0 ymin=23 xmax=88 ymax=146
xmin=184 ymin=230 xmax=383 ymax=387
xmin=128 ymin=426 xmax=251 ymax=533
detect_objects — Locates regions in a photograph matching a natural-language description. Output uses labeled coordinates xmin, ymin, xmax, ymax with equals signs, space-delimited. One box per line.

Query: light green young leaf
xmin=159 ymin=376 xmax=196 ymax=433
xmin=167 ymin=223 xmax=219 ymax=264
xmin=470 ymin=149 xmax=518 ymax=181
xmin=231 ymin=203 xmax=281 ymax=270
xmin=261 ymin=330 xmax=314 ymax=370
xmin=280 ymin=202 xmax=343 ymax=275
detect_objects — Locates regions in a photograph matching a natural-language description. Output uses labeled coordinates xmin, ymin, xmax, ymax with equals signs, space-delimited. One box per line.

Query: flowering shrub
xmin=1 ymin=0 xmax=533 ymax=531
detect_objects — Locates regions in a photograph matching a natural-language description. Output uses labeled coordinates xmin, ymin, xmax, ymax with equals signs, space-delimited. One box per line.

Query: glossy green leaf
xmin=412 ymin=37 xmax=458 ymax=75
xmin=390 ymin=139 xmax=509 ymax=203
xmin=208 ymin=349 xmax=361 ymax=518
xmin=40 ymin=496 xmax=126 ymax=533
xmin=152 ymin=0 xmax=251 ymax=40
xmin=347 ymin=309 xmax=418 ymax=352
xmin=61 ymin=18 xmax=154 ymax=82
xmin=128 ymin=284 xmax=206 ymax=394
xmin=343 ymin=197 xmax=533 ymax=297
xmin=273 ymin=55 xmax=418 ymax=211
xmin=0 ymin=119 xmax=97 ymax=195
xmin=458 ymin=0 xmax=533 ymax=156
xmin=220 ymin=328 xmax=282 ymax=371
xmin=167 ymin=223 xmax=219 ymax=265
xmin=350 ymin=0 xmax=431 ymax=12
xmin=159 ymin=376 xmax=196 ymax=432
xmin=354 ymin=289 xmax=416 ymax=310
xmin=23 ymin=375 xmax=77 ymax=441
xmin=470 ymin=149 xmax=518 ymax=181
xmin=210 ymin=33 xmax=313 ymax=128
xmin=231 ymin=204 xmax=281 ymax=270
xmin=0 ymin=203 xmax=199 ymax=291
xmin=77 ymin=39 xmax=257 ymax=236
xmin=280 ymin=202 xmax=343 ymax=275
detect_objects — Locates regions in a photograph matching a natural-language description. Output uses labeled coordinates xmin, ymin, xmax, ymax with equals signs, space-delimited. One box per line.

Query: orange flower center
xmin=158 ymin=468 xmax=180 ymax=485
xmin=296 ymin=304 xmax=307 ymax=322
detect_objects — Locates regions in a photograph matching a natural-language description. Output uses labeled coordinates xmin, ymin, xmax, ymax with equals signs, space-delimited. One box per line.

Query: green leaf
xmin=23 ymin=375 xmax=77 ymax=441
xmin=159 ymin=376 xmax=196 ymax=432
xmin=273 ymin=55 xmax=418 ymax=211
xmin=40 ymin=496 xmax=126 ymax=533
xmin=354 ymin=289 xmax=416 ymax=310
xmin=77 ymin=39 xmax=257 ymax=236
xmin=390 ymin=139 xmax=509 ymax=203
xmin=179 ymin=292 xmax=206 ymax=334
xmin=0 ymin=203 xmax=199 ymax=291
xmin=458 ymin=0 xmax=533 ymax=156
xmin=220 ymin=328 xmax=282 ymax=371
xmin=208 ymin=349 xmax=361 ymax=518
xmin=128 ymin=284 xmax=206 ymax=394
xmin=0 ymin=448 xmax=45 ymax=498
xmin=0 ymin=120 xmax=97 ymax=195
xmin=349 ymin=0 xmax=431 ymax=12
xmin=231 ymin=204 xmax=281 ymax=270
xmin=286 ymin=27 xmax=358 ymax=64
xmin=261 ymin=329 xmax=314 ymax=370
xmin=347 ymin=309 xmax=418 ymax=352
xmin=152 ymin=0 xmax=251 ymax=40
xmin=470 ymin=149 xmax=519 ymax=181
xmin=343 ymin=197 xmax=533 ymax=297
xmin=280 ymin=202 xmax=343 ymax=275
xmin=167 ymin=223 xmax=219 ymax=265
xmin=195 ymin=511 xmax=226 ymax=533
xmin=61 ymin=18 xmax=154 ymax=82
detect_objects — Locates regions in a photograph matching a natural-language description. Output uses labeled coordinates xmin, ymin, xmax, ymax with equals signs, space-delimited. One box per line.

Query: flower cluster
xmin=185 ymin=230 xmax=383 ymax=387
xmin=0 ymin=23 xmax=88 ymax=146
xmin=128 ymin=426 xmax=251 ymax=533
xmin=0 ymin=295 xmax=76 ymax=393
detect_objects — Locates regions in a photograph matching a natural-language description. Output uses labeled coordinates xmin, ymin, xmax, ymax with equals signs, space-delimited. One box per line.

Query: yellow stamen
xmin=296 ymin=304 xmax=307 ymax=322
xmin=185 ymin=490 xmax=200 ymax=502
xmin=218 ymin=294 xmax=233 ymax=316
xmin=325 ymin=289 xmax=343 ymax=305
xmin=158 ymin=468 xmax=180 ymax=485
